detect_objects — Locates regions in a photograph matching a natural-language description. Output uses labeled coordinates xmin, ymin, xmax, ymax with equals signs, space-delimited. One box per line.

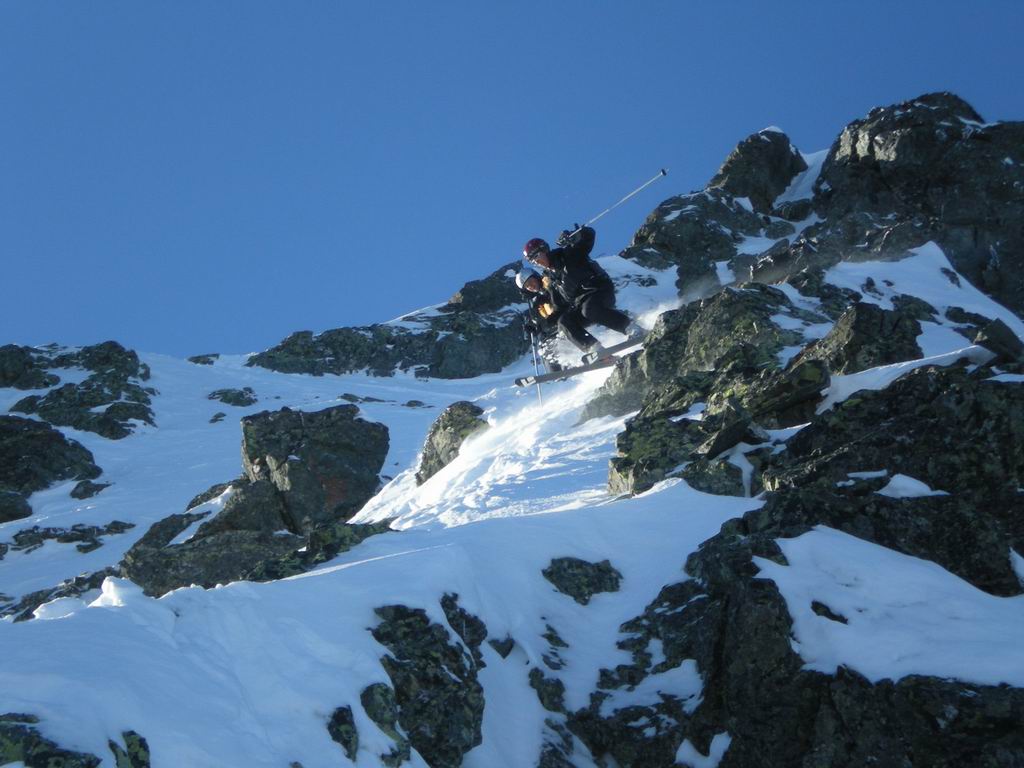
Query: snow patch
xmin=877 ymin=474 xmax=949 ymax=499
xmin=676 ymin=732 xmax=733 ymax=768
xmin=598 ymin=660 xmax=703 ymax=717
xmin=715 ymin=261 xmax=736 ymax=285
xmin=825 ymin=242 xmax=1024 ymax=340
xmin=776 ymin=149 xmax=828 ymax=204
xmin=756 ymin=526 xmax=1024 ymax=686
xmin=817 ymin=345 xmax=994 ymax=413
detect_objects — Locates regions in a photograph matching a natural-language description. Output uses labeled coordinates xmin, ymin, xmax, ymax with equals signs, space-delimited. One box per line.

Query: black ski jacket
xmin=543 ymin=227 xmax=614 ymax=306
xmin=524 ymin=290 xmax=565 ymax=337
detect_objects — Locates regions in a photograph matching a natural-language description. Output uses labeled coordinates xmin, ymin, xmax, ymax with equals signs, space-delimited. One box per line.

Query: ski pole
xmin=529 ymin=331 xmax=544 ymax=407
xmin=566 ymin=168 xmax=668 ymax=240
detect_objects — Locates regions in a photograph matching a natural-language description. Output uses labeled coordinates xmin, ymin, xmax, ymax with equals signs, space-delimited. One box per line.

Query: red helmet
xmin=523 ymin=237 xmax=549 ymax=261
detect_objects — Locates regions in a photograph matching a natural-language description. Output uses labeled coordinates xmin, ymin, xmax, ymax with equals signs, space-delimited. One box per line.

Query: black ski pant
xmin=557 ymin=288 xmax=630 ymax=351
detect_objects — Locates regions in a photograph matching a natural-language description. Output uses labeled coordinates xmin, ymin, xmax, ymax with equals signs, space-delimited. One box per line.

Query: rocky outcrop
xmin=1 ymin=713 xmax=102 ymax=767
xmin=0 ymin=415 xmax=103 ymax=522
xmin=0 ymin=345 xmax=59 ymax=390
xmin=583 ymin=284 xmax=816 ymax=422
xmin=790 ymin=301 xmax=922 ymax=374
xmin=208 ymin=387 xmax=257 ymax=406
xmin=0 ymin=714 xmax=151 ymax=768
xmin=371 ymin=603 xmax=486 ymax=767
xmin=0 ymin=492 xmax=31 ymax=524
xmin=248 ymin=262 xmax=529 ymax=379
xmin=359 ymin=683 xmax=411 ymax=766
xmin=8 ymin=521 xmax=133 ymax=556
xmin=708 ymin=128 xmax=808 ymax=214
xmin=415 ymin=401 xmax=489 ymax=485
xmin=120 ymin=484 xmax=303 ymax=597
xmin=567 ymin=531 xmax=1024 ymax=768
xmin=122 ymin=405 xmax=390 ymax=597
xmin=591 ymin=285 xmax=833 ymax=496
xmin=542 ymin=557 xmax=622 ymax=605
xmin=241 ymin=405 xmax=389 ymax=528
xmin=618 ymin=92 xmax=1024 ymax=323
xmin=764 ymin=365 xmax=1024 ymax=498
xmin=625 ymin=189 xmax=785 ymax=298
xmin=812 ymin=93 xmax=1024 ymax=314
xmin=9 ymin=341 xmax=156 ymax=440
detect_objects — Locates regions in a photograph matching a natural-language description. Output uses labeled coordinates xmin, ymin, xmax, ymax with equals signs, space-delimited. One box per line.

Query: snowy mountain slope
xmin=4 ymin=242 xmax=1023 ymax=768
xmin=3 ymin=92 xmax=1024 ymax=767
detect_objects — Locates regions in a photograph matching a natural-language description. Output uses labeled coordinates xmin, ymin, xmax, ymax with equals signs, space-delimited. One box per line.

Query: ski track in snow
xmin=2 ymin=245 xmax=1024 ymax=766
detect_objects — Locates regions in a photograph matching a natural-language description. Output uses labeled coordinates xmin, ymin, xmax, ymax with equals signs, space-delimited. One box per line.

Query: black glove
xmin=557 ymin=224 xmax=584 ymax=247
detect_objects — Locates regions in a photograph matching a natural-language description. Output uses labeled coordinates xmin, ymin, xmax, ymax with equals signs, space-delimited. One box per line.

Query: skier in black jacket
xmin=516 ymin=268 xmax=565 ymax=371
xmin=523 ymin=226 xmax=641 ymax=359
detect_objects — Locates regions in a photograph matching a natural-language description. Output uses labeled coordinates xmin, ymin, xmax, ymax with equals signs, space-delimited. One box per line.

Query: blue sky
xmin=2 ymin=1 xmax=1022 ymax=357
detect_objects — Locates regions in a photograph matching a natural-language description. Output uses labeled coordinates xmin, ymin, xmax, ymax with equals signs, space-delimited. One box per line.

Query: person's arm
xmin=558 ymin=226 xmax=596 ymax=266
xmin=573 ymin=226 xmax=596 ymax=258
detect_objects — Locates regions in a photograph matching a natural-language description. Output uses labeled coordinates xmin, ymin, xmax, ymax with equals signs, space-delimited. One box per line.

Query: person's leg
xmin=579 ymin=290 xmax=630 ymax=334
xmin=558 ymin=309 xmax=599 ymax=351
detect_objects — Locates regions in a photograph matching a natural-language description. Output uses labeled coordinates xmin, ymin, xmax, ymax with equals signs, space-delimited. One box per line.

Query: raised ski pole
xmin=529 ymin=331 xmax=544 ymax=406
xmin=566 ymin=168 xmax=668 ymax=240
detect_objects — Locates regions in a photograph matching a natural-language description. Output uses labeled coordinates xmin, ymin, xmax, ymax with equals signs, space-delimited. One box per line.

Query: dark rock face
xmin=542 ymin=557 xmax=622 ymax=605
xmin=591 ymin=286 xmax=832 ymax=496
xmin=10 ymin=341 xmax=156 ymax=440
xmin=241 ymin=405 xmax=389 ymax=528
xmin=245 ymin=518 xmax=392 ymax=582
xmin=0 ymin=714 xmax=151 ymax=768
xmin=10 ymin=521 xmax=134 ymax=556
xmin=558 ymin=485 xmax=1024 ymax=768
xmin=415 ymin=401 xmax=489 ymax=485
xmin=371 ymin=603 xmax=485 ymax=767
xmin=812 ymin=92 xmax=1024 ymax=315
xmin=440 ymin=592 xmax=488 ymax=666
xmin=120 ymin=484 xmax=293 ymax=597
xmin=618 ymin=92 xmax=1024 ymax=326
xmin=791 ymin=301 xmax=922 ymax=374
xmin=0 ymin=345 xmax=59 ymax=390
xmin=0 ymin=415 xmax=102 ymax=495
xmin=208 ymin=387 xmax=257 ymax=407
xmin=326 ymin=706 xmax=358 ymax=762
xmin=360 ymin=684 xmax=411 ymax=767
xmin=187 ymin=353 xmax=219 ymax=365
xmin=626 ymin=189 xmax=773 ymax=298
xmin=70 ymin=480 xmax=110 ymax=499
xmin=708 ymin=128 xmax=808 ymax=214
xmin=248 ymin=262 xmax=529 ymax=379
xmin=583 ymin=284 xmax=811 ymax=422
xmin=108 ymin=731 xmax=151 ymax=768
xmin=121 ymin=405 xmax=390 ymax=597
xmin=0 ymin=713 xmax=102 ymax=767
xmin=764 ymin=365 xmax=1024 ymax=497
xmin=0 ymin=491 xmax=31 ymax=524
xmin=0 ymin=415 xmax=103 ymax=520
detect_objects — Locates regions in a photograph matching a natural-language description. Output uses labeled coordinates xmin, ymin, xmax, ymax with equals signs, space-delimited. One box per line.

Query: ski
xmin=514 ymin=357 xmax=619 ymax=387
xmin=581 ymin=333 xmax=649 ymax=365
